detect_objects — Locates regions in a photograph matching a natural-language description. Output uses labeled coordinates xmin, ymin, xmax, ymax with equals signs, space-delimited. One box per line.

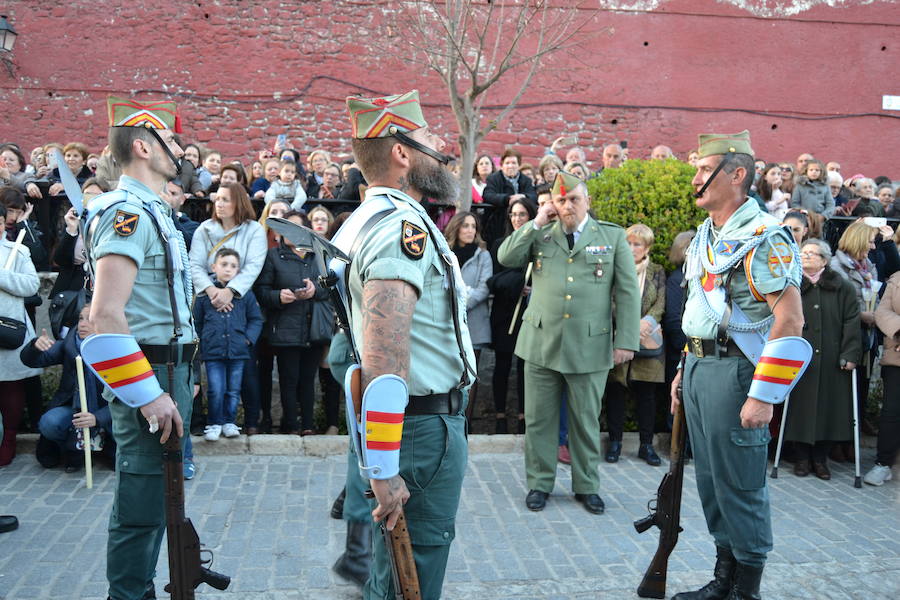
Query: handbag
xmin=308 ymin=300 xmax=336 ymax=344
xmin=0 ymin=316 xmax=27 ymax=350
xmin=635 ymin=315 xmax=664 ymax=358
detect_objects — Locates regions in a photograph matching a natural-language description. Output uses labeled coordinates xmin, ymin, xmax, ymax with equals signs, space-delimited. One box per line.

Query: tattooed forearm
xmin=361 ymin=279 xmax=417 ymax=388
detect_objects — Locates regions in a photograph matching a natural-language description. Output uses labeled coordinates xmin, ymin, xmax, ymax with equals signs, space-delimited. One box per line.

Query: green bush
xmin=588 ymin=158 xmax=705 ymax=271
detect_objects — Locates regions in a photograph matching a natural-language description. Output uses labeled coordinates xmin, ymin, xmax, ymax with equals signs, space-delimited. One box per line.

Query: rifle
xmin=634 ymin=366 xmax=688 ymax=599
xmin=163 ymin=360 xmax=231 ymax=599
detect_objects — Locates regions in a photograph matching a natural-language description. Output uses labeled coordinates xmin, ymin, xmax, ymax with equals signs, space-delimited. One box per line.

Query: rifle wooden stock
xmin=383 ymin=511 xmax=421 ymax=599
xmin=635 ymin=380 xmax=687 ymax=599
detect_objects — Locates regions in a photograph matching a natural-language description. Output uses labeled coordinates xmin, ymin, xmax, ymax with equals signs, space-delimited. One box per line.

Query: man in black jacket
xmin=482 ymin=147 xmax=537 ymax=247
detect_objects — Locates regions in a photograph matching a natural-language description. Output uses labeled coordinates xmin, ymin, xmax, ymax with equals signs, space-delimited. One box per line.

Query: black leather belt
xmin=140 ymin=343 xmax=197 ymax=365
xmin=687 ymin=337 xmax=744 ymax=359
xmin=407 ymin=390 xmax=464 ymax=416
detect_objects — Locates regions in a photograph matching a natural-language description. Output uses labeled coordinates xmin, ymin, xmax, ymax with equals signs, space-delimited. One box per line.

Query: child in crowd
xmin=791 ymin=158 xmax=835 ymax=218
xmin=264 ymin=160 xmax=307 ymax=212
xmin=20 ymin=303 xmax=114 ymax=471
xmin=194 ymin=248 xmax=263 ymax=441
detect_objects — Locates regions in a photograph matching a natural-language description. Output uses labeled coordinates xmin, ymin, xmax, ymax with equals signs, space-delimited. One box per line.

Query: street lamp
xmin=0 ymin=15 xmax=18 ymax=77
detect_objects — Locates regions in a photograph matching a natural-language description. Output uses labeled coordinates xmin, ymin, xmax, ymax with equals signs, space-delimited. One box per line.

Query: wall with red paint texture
xmin=0 ymin=0 xmax=897 ymax=177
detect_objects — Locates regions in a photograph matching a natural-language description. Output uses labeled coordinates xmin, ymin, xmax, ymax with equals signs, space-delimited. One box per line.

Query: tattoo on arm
xmin=361 ymin=279 xmax=417 ymax=389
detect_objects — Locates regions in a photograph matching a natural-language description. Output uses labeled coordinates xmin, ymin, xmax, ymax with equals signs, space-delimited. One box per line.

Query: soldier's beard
xmin=407 ymin=154 xmax=458 ymax=204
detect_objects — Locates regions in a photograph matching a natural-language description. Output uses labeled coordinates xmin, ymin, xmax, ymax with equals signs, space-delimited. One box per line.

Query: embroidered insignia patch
xmin=587 ymin=245 xmax=611 ymax=255
xmin=113 ymin=210 xmax=139 ymax=237
xmin=767 ymin=242 xmax=794 ymax=277
xmin=401 ymin=220 xmax=427 ymax=259
xmin=715 ymin=239 xmax=741 ymax=256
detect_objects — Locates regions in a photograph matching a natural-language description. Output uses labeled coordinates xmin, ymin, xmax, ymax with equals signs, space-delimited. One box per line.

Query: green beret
xmin=551 ymin=170 xmax=585 ymax=197
xmin=697 ymin=130 xmax=753 ymax=158
xmin=346 ymin=90 xmax=428 ymax=139
xmin=107 ymin=96 xmax=181 ymax=132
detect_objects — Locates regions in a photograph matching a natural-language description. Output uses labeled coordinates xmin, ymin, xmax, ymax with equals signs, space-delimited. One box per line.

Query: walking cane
xmin=770 ymin=394 xmax=791 ymax=479
xmin=75 ymin=356 xmax=93 ymax=490
xmin=851 ymin=368 xmax=862 ymax=488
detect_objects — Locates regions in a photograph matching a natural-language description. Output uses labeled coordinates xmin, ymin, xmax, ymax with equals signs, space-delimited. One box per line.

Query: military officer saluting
xmin=79 ymin=97 xmax=196 ymax=600
xmin=330 ymin=90 xmax=476 ymax=599
xmin=671 ymin=131 xmax=811 ymax=600
xmin=498 ymin=170 xmax=641 ymax=514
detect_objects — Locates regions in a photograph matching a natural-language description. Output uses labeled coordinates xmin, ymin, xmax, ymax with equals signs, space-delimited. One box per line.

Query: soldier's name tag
xmin=586 ymin=245 xmax=610 ymax=255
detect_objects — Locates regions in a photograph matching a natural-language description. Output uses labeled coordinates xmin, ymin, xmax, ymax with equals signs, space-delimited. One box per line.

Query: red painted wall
xmin=0 ymin=0 xmax=898 ymax=177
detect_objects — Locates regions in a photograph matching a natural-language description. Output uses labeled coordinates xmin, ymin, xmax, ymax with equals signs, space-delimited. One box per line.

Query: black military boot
xmin=332 ymin=521 xmax=373 ymax=587
xmin=672 ymin=546 xmax=736 ymax=599
xmin=330 ymin=487 xmax=347 ymax=520
xmin=726 ymin=563 xmax=763 ymax=600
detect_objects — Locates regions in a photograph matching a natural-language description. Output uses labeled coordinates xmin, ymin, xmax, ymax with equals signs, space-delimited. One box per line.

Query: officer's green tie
xmin=566 ymin=232 xmax=575 ymax=250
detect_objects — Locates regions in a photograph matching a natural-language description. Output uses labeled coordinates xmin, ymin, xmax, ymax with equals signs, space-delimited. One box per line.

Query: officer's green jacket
xmin=498 ymin=216 xmax=641 ymax=374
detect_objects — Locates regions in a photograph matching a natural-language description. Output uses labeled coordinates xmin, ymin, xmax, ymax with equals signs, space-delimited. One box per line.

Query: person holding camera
xmin=254 ymin=210 xmax=330 ymax=435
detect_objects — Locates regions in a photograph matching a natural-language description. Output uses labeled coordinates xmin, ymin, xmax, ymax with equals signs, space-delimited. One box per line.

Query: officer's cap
xmin=346 ymin=90 xmax=428 ymax=139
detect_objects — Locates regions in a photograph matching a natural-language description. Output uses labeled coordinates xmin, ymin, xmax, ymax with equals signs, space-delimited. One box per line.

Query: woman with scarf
xmin=605 ymin=223 xmax=666 ymax=466
xmin=784 ymin=239 xmax=861 ymax=479
xmin=443 ymin=211 xmax=493 ymax=421
xmin=830 ymin=220 xmax=881 ymax=462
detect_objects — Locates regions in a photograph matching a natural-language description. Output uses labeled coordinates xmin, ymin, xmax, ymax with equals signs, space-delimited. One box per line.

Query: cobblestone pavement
xmin=1 ymin=443 xmax=898 ymax=599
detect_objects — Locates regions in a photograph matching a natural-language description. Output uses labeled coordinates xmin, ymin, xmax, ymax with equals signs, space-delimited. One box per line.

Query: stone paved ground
xmin=1 ymin=443 xmax=899 ymax=599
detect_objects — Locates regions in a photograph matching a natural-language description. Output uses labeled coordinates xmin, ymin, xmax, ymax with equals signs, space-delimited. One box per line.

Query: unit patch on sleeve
xmin=113 ymin=209 xmax=140 ymax=237
xmin=400 ymin=220 xmax=427 ymax=259
xmin=767 ymin=241 xmax=794 ymax=277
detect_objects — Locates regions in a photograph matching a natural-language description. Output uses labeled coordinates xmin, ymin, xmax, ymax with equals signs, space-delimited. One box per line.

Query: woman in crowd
xmin=318 ymin=163 xmax=343 ymax=199
xmin=831 ymin=220 xmax=882 ymax=461
xmin=444 ymin=212 xmax=493 ymax=421
xmin=219 ymin=163 xmax=247 ymax=191
xmin=183 ymin=144 xmax=202 ymax=170
xmin=258 ymin=199 xmax=293 ymax=248
xmin=537 ymin=155 xmax=563 ymax=195
xmin=791 ymin=158 xmax=834 ymax=218
xmin=251 ymin=158 xmax=281 ymax=200
xmin=605 ymin=223 xmax=666 ymax=466
xmin=663 ymin=230 xmax=694 ymax=385
xmin=49 ymin=179 xmax=107 ymax=298
xmin=848 ymin=178 xmax=883 ymax=217
xmin=483 ymin=148 xmax=537 ymax=247
xmin=471 ymin=154 xmax=495 ymax=204
xmin=0 ymin=204 xmax=42 ymax=466
xmin=758 ymin=163 xmax=789 ymax=220
xmin=877 ymin=184 xmax=899 ymax=217
xmin=488 ymin=198 xmax=534 ymax=433
xmin=255 ymin=210 xmax=330 ymax=435
xmin=1 ymin=187 xmax=48 ymax=272
xmin=869 ymin=269 xmax=900 ymax=485
xmin=309 ymin=205 xmax=334 ymax=238
xmin=779 ymin=163 xmax=795 ymax=196
xmin=247 ymin=160 xmax=263 ymax=188
xmin=782 ymin=210 xmax=810 ymax=246
xmin=305 ymin=149 xmax=331 ymax=199
xmin=48 ymin=142 xmax=93 ymax=195
xmin=0 ymin=144 xmax=41 ymax=199
xmin=564 ymin=161 xmax=589 ymax=181
xmin=784 ymin=239 xmax=861 ymax=479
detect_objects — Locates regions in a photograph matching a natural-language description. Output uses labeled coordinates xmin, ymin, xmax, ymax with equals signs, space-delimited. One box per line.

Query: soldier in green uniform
xmin=329 ymin=90 xmax=476 ymax=599
xmin=670 ymin=131 xmax=810 ymax=600
xmin=79 ymin=97 xmax=195 ymax=600
xmin=498 ymin=170 xmax=641 ymax=514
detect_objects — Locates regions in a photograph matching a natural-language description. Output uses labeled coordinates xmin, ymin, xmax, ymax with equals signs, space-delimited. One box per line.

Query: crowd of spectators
xmin=0 ymin=135 xmax=897 ymax=489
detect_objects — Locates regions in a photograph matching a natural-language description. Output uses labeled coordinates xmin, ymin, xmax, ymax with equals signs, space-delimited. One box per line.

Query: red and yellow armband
xmin=80 ymin=333 xmax=163 ymax=408
xmin=748 ymin=336 xmax=812 ymax=404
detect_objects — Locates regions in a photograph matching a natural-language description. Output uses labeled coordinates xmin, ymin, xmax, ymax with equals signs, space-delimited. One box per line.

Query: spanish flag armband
xmin=359 ymin=374 xmax=408 ymax=480
xmin=80 ymin=334 xmax=163 ymax=409
xmin=748 ymin=336 xmax=812 ymax=404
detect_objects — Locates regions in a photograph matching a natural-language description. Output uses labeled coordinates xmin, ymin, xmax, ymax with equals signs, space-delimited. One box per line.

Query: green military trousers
xmin=524 ymin=361 xmax=608 ymax=495
xmin=107 ymin=362 xmax=193 ymax=600
xmin=343 ymin=447 xmax=373 ymax=523
xmin=364 ymin=413 xmax=467 ymax=600
xmin=682 ymin=353 xmax=773 ymax=567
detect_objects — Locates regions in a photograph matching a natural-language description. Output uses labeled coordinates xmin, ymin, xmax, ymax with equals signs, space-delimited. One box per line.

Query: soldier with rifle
xmin=327 ymin=90 xmax=476 ymax=599
xmin=665 ymin=131 xmax=811 ymax=600
xmin=79 ymin=97 xmax=228 ymax=600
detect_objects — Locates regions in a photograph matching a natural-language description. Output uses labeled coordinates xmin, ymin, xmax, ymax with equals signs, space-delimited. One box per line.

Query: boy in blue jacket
xmin=194 ymin=248 xmax=263 ymax=441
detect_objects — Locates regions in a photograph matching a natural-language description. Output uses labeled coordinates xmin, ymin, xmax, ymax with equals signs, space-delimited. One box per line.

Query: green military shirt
xmin=498 ymin=216 xmax=641 ymax=373
xmin=87 ymin=175 xmax=195 ymax=345
xmin=338 ymin=186 xmax=475 ymax=396
xmin=682 ymin=198 xmax=801 ymax=340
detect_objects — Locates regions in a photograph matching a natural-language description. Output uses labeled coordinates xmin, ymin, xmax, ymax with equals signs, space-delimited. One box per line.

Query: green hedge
xmin=587 ymin=158 xmax=705 ymax=271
